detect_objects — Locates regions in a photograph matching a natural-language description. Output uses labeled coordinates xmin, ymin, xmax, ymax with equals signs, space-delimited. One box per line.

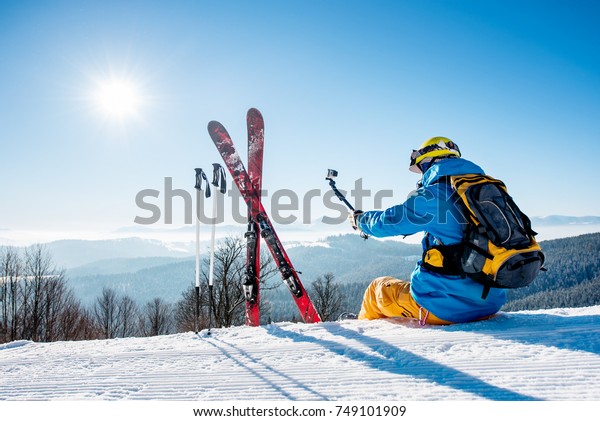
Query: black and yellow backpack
xmin=423 ymin=174 xmax=546 ymax=299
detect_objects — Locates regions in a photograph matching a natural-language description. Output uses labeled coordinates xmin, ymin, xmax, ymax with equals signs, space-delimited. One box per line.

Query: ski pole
xmin=325 ymin=169 xmax=368 ymax=239
xmin=208 ymin=163 xmax=227 ymax=334
xmin=194 ymin=168 xmax=210 ymax=334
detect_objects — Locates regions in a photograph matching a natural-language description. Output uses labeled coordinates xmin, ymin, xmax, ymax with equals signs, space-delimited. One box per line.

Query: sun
xmin=94 ymin=78 xmax=141 ymax=119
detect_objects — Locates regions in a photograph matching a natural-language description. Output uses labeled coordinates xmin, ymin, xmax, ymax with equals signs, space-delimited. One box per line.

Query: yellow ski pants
xmin=358 ymin=276 xmax=451 ymax=325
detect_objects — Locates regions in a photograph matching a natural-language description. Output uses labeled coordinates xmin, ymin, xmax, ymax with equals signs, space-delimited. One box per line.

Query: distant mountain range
xmin=115 ymin=214 xmax=600 ymax=234
xmin=42 ymin=238 xmax=192 ymax=268
xmin=59 ymin=234 xmax=422 ymax=306
xmin=530 ymin=215 xmax=600 ymax=226
xmin=1 ymin=214 xmax=598 ymax=269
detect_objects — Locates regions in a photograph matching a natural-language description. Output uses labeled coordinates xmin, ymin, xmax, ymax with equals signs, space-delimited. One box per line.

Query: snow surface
xmin=1 ymin=306 xmax=599 ymax=401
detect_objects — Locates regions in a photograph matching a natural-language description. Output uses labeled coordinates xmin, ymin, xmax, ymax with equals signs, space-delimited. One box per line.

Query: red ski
xmin=208 ymin=115 xmax=321 ymax=324
xmin=244 ymin=108 xmax=264 ymax=326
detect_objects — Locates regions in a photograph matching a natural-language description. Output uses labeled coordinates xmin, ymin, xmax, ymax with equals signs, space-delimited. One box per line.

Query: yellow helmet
xmin=409 ymin=136 xmax=461 ymax=173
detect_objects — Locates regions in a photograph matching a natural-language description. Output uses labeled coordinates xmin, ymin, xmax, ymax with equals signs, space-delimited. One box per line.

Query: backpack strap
xmin=428 ymin=175 xmax=451 ymax=187
xmin=421 ymin=237 xmax=465 ymax=277
xmin=467 ymin=272 xmax=494 ymax=300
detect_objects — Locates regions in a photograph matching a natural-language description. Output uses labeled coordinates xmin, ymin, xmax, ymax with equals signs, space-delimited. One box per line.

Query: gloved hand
xmin=348 ymin=210 xmax=368 ymax=239
xmin=348 ymin=210 xmax=363 ymax=231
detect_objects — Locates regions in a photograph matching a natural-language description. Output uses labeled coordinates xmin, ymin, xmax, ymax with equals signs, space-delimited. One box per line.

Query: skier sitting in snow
xmin=349 ymin=137 xmax=506 ymax=325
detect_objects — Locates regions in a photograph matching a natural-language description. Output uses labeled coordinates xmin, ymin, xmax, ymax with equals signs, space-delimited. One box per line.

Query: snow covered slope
xmin=1 ymin=306 xmax=599 ymax=401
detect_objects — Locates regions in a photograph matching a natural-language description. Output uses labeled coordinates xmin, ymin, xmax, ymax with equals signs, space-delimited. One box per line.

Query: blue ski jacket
xmin=357 ymin=158 xmax=506 ymax=323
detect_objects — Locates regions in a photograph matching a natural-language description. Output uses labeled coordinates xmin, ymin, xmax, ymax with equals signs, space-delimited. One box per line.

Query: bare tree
xmin=140 ymin=298 xmax=172 ymax=336
xmin=41 ymin=272 xmax=70 ymax=342
xmin=93 ymin=290 xmax=143 ymax=339
xmin=117 ymin=295 xmax=140 ymax=338
xmin=210 ymin=236 xmax=245 ymax=327
xmin=206 ymin=236 xmax=278 ymax=328
xmin=308 ymin=273 xmax=345 ymax=321
xmin=22 ymin=245 xmax=51 ymax=340
xmin=18 ymin=245 xmax=73 ymax=342
xmin=0 ymin=246 xmax=100 ymax=343
xmin=175 ymin=283 xmax=211 ymax=332
xmin=58 ymin=294 xmax=98 ymax=341
xmin=173 ymin=235 xmax=278 ymax=332
xmin=94 ymin=287 xmax=119 ymax=339
xmin=1 ymin=247 xmax=22 ymax=343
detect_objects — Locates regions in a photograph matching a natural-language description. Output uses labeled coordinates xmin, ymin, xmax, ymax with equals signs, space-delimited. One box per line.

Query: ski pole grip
xmin=194 ymin=168 xmax=204 ymax=190
xmin=212 ymin=163 xmax=227 ymax=194
xmin=194 ymin=168 xmax=211 ymax=198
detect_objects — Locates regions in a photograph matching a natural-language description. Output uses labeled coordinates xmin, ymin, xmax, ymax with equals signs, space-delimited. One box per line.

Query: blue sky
xmin=1 ymin=0 xmax=599 ymax=240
